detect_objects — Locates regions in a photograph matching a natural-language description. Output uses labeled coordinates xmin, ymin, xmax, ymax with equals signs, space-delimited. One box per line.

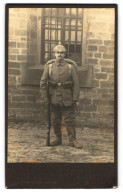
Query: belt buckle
xmin=58 ymin=83 xmax=62 ymax=87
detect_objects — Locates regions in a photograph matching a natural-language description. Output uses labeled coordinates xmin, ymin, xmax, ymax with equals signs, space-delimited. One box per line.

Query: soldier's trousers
xmin=51 ymin=104 xmax=76 ymax=141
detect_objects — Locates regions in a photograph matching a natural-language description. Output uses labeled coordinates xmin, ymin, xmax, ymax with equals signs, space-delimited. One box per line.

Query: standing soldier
xmin=40 ymin=42 xmax=82 ymax=149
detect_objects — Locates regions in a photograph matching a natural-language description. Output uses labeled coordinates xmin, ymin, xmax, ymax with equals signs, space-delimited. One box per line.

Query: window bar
xmin=61 ymin=8 xmax=65 ymax=45
xmin=41 ymin=9 xmax=45 ymax=63
xmin=81 ymin=8 xmax=83 ymax=65
xmin=68 ymin=9 xmax=71 ymax=58
xmin=50 ymin=8 xmax=52 ymax=59
xmin=75 ymin=9 xmax=78 ymax=53
xmin=56 ymin=8 xmax=58 ymax=43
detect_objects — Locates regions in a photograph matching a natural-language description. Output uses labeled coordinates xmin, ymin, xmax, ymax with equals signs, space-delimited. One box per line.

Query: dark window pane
xmin=45 ymin=43 xmax=49 ymax=51
xmin=45 ymin=53 xmax=49 ymax=60
xmin=69 ymin=44 xmax=75 ymax=52
xmin=76 ymin=45 xmax=81 ymax=53
xmin=42 ymin=8 xmax=83 ymax=65
xmin=51 ymin=43 xmax=56 ymax=52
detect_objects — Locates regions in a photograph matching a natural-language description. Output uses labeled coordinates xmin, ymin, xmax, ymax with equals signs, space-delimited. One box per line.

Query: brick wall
xmin=8 ymin=8 xmax=115 ymax=128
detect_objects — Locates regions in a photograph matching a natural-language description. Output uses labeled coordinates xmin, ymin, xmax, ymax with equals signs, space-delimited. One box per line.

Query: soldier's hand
xmin=76 ymin=101 xmax=80 ymax=107
xmin=43 ymin=97 xmax=49 ymax=103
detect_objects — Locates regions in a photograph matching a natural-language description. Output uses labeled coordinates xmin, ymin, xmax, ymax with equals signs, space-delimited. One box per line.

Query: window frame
xmin=37 ymin=8 xmax=86 ymax=66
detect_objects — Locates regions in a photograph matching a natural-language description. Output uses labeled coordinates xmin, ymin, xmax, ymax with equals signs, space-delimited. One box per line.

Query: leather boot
xmin=69 ymin=140 xmax=82 ymax=149
xmin=50 ymin=137 xmax=62 ymax=146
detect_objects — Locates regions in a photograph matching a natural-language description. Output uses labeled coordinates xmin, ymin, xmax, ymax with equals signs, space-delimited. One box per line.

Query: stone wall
xmin=79 ymin=8 xmax=115 ymax=127
xmin=8 ymin=8 xmax=115 ymax=128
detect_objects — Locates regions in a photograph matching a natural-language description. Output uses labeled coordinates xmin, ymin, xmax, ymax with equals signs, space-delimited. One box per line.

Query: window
xmin=41 ymin=8 xmax=83 ymax=66
xmin=21 ymin=7 xmax=92 ymax=87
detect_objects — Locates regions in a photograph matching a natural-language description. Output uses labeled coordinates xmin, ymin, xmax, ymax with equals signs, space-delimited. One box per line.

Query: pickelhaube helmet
xmin=53 ymin=41 xmax=67 ymax=53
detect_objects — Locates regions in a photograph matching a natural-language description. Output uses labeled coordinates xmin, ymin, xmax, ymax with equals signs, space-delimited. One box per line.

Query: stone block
xmin=84 ymin=104 xmax=97 ymax=112
xmin=87 ymin=117 xmax=100 ymax=124
xmin=103 ymin=54 xmax=114 ymax=59
xmin=98 ymin=106 xmax=114 ymax=114
xmin=8 ymin=76 xmax=16 ymax=85
xmin=99 ymin=46 xmax=107 ymax=53
xmin=85 ymin=52 xmax=93 ymax=58
xmin=27 ymin=96 xmax=37 ymax=102
xmin=80 ymin=98 xmax=91 ymax=104
xmin=80 ymin=112 xmax=91 ymax=118
xmin=100 ymin=60 xmax=113 ymax=66
xmin=92 ymin=113 xmax=114 ymax=120
xmin=111 ymin=34 xmax=114 ymax=40
xmin=101 ymin=66 xmax=114 ymax=73
xmin=8 ymin=68 xmax=20 ymax=76
xmin=109 ymin=89 xmax=114 ymax=93
xmin=100 ymin=80 xmax=114 ymax=89
xmin=104 ymin=40 xmax=114 ymax=46
xmin=9 ymin=62 xmax=21 ymax=69
xmin=92 ymin=79 xmax=99 ymax=88
xmin=12 ymin=95 xmax=26 ymax=102
xmin=9 ymin=49 xmax=19 ymax=55
xmin=21 ymin=49 xmax=27 ymax=54
xmin=15 ymin=29 xmax=27 ymax=36
xmin=30 ymin=15 xmax=37 ymax=21
xmin=93 ymin=66 xmax=100 ymax=73
xmin=17 ymin=42 xmax=27 ymax=48
xmin=9 ymin=55 xmax=16 ymax=61
xmin=108 ymin=47 xmax=114 ymax=54
xmin=9 ymin=102 xmax=40 ymax=109
xmin=17 ymin=55 xmax=27 ymax=61
xmin=94 ymin=53 xmax=101 ymax=58
xmin=88 ymin=45 xmax=97 ymax=51
xmin=98 ymin=88 xmax=109 ymax=93
xmin=9 ymin=42 xmax=16 ymax=48
xmin=102 ymin=94 xmax=114 ymax=100
xmin=95 ymin=73 xmax=108 ymax=80
xmin=93 ymin=99 xmax=114 ymax=106
xmin=87 ymin=58 xmax=98 ymax=65
xmin=87 ymin=39 xmax=103 ymax=45
xmin=100 ymin=118 xmax=114 ymax=126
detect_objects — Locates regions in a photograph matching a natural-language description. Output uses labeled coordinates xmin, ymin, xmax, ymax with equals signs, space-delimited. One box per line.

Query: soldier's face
xmin=55 ymin=52 xmax=65 ymax=60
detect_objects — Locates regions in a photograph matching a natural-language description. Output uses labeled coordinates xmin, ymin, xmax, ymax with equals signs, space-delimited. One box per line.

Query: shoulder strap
xmin=68 ymin=64 xmax=72 ymax=76
xmin=49 ymin=64 xmax=52 ymax=76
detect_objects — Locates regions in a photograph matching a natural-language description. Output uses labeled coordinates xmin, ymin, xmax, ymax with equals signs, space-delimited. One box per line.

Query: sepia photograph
xmin=6 ymin=4 xmax=117 ymax=188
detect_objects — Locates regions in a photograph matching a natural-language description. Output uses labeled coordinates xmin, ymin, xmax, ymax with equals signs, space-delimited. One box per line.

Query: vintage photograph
xmin=7 ymin=5 xmax=116 ymax=164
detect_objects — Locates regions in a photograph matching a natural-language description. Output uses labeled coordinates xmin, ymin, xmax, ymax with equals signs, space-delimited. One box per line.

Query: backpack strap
xmin=68 ymin=64 xmax=72 ymax=76
xmin=49 ymin=64 xmax=52 ymax=77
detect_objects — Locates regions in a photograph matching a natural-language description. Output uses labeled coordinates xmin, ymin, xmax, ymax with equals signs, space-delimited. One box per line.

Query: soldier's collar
xmin=55 ymin=59 xmax=65 ymax=66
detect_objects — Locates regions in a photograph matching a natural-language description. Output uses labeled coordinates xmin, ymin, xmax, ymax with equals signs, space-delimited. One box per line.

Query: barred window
xmin=41 ymin=8 xmax=83 ymax=66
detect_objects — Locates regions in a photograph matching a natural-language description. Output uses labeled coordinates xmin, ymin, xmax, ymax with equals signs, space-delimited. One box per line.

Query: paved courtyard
xmin=7 ymin=121 xmax=114 ymax=163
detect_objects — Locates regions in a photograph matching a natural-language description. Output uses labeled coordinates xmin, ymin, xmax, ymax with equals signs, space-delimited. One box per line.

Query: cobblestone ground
xmin=7 ymin=121 xmax=114 ymax=163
